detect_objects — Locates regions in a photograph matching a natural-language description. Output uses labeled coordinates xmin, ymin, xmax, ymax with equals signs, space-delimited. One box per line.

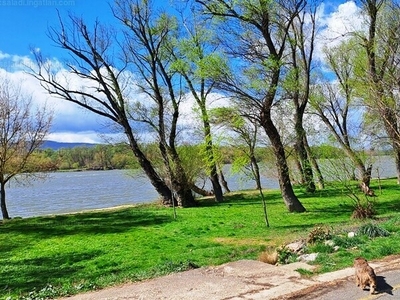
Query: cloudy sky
xmin=0 ymin=0 xmax=362 ymax=143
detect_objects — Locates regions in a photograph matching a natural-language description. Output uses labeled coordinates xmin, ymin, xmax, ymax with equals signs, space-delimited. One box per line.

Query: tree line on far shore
xmin=30 ymin=142 xmax=386 ymax=174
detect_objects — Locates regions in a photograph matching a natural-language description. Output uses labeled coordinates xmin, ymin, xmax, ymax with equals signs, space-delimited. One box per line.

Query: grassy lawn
xmin=1 ymin=178 xmax=400 ymax=299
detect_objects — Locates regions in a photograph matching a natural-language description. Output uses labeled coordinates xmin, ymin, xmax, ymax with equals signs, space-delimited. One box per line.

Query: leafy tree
xmin=210 ymin=106 xmax=270 ymax=226
xmin=355 ymin=0 xmax=400 ymax=183
xmin=0 ymin=78 xmax=52 ymax=219
xmin=284 ymin=1 xmax=320 ymax=192
xmin=196 ymin=0 xmax=306 ymax=212
xmin=311 ymin=39 xmax=372 ymax=190
xmin=171 ymin=5 xmax=226 ymax=202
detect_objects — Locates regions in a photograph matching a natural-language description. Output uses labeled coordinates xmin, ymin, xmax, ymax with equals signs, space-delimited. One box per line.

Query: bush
xmin=332 ymin=235 xmax=365 ymax=249
xmin=351 ymin=202 xmax=376 ymax=219
xmin=307 ymin=226 xmax=332 ymax=244
xmin=358 ymin=223 xmax=390 ymax=238
xmin=258 ymin=250 xmax=278 ymax=265
xmin=276 ymin=245 xmax=298 ymax=264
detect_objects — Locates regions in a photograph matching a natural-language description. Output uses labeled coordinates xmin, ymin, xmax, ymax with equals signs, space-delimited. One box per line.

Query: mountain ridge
xmin=41 ymin=140 xmax=98 ymax=150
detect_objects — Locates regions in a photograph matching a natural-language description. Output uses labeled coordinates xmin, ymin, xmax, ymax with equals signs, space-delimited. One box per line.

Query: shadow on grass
xmin=1 ymin=208 xmax=172 ymax=239
xmin=196 ymin=191 xmax=284 ymax=208
xmin=0 ymin=249 xmax=103 ymax=297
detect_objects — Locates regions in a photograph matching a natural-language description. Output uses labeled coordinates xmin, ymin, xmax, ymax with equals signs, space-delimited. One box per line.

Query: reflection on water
xmin=4 ymin=156 xmax=397 ymax=219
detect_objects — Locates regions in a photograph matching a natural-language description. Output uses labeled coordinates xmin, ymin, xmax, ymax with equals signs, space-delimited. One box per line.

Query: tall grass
xmin=1 ymin=178 xmax=400 ymax=299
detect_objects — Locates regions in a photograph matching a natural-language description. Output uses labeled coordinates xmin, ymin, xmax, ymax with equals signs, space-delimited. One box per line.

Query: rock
xmin=348 ymin=232 xmax=356 ymax=238
xmin=333 ymin=246 xmax=340 ymax=252
xmin=324 ymin=240 xmax=335 ymax=247
xmin=285 ymin=241 xmax=306 ymax=253
xmin=298 ymin=253 xmax=319 ymax=262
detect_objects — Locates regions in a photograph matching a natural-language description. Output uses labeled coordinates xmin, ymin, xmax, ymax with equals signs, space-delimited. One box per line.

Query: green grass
xmin=1 ymin=178 xmax=400 ymax=299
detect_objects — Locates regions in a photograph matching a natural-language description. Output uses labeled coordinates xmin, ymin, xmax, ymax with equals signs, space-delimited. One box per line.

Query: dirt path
xmin=58 ymin=256 xmax=400 ymax=300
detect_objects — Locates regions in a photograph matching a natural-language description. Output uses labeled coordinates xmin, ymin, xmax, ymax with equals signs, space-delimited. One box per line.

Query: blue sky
xmin=0 ymin=0 xmax=112 ymax=56
xmin=0 ymin=0 xmax=359 ymax=143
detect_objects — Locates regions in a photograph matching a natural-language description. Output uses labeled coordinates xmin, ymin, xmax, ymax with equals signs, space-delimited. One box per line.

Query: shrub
xmin=332 ymin=235 xmax=365 ymax=249
xmin=276 ymin=245 xmax=298 ymax=264
xmin=258 ymin=250 xmax=278 ymax=265
xmin=358 ymin=223 xmax=390 ymax=238
xmin=307 ymin=226 xmax=332 ymax=244
xmin=351 ymin=201 xmax=376 ymax=219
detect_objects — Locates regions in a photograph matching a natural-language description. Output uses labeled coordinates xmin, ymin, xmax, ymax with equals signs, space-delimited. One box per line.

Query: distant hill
xmin=41 ymin=140 xmax=98 ymax=150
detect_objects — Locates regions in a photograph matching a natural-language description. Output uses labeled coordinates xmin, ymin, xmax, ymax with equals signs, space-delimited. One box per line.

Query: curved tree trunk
xmin=1 ymin=182 xmax=10 ymax=220
xmin=218 ymin=167 xmax=231 ymax=193
xmin=304 ymin=137 xmax=324 ymax=189
xmin=262 ymin=118 xmax=306 ymax=212
xmin=125 ymin=131 xmax=172 ymax=205
xmin=190 ymin=184 xmax=213 ymax=196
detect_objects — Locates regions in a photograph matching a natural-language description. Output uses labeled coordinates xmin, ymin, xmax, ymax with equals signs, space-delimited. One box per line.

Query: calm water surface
xmin=5 ymin=156 xmax=397 ymax=219
xmin=6 ymin=168 xmax=279 ymax=219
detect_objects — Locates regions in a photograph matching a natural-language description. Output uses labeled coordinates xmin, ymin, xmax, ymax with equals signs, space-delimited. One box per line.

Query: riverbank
xmin=1 ymin=178 xmax=400 ymax=299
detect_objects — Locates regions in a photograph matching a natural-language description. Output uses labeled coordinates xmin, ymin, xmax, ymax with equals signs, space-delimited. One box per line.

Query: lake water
xmin=5 ymin=168 xmax=279 ymax=219
xmin=4 ymin=156 xmax=397 ymax=219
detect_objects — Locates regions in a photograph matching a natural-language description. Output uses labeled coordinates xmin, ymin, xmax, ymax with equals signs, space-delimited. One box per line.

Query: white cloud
xmin=0 ymin=1 xmax=369 ymax=145
xmin=315 ymin=1 xmax=364 ymax=61
xmin=0 ymin=55 xmax=111 ymax=143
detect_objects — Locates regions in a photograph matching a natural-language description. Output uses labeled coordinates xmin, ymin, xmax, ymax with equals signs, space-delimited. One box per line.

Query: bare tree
xmin=196 ymin=0 xmax=306 ymax=212
xmin=113 ymin=0 xmax=196 ymax=206
xmin=0 ymin=78 xmax=52 ymax=219
xmin=31 ymin=8 xmax=196 ymax=207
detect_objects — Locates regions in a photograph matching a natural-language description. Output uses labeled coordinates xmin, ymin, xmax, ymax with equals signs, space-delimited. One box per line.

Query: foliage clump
xmin=276 ymin=245 xmax=298 ymax=264
xmin=258 ymin=249 xmax=278 ymax=265
xmin=357 ymin=223 xmax=390 ymax=238
xmin=351 ymin=201 xmax=376 ymax=219
xmin=307 ymin=226 xmax=332 ymax=244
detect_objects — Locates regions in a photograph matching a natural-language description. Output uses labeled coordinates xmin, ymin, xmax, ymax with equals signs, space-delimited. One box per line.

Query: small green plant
xmin=276 ymin=245 xmax=298 ymax=264
xmin=307 ymin=226 xmax=332 ymax=244
xmin=306 ymin=242 xmax=334 ymax=254
xmin=332 ymin=235 xmax=365 ymax=249
xmin=150 ymin=260 xmax=199 ymax=277
xmin=19 ymin=284 xmax=59 ymax=300
xmin=358 ymin=223 xmax=390 ymax=238
xmin=296 ymin=268 xmax=314 ymax=277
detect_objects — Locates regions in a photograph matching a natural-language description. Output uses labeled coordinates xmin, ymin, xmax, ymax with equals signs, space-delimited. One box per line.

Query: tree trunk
xmin=250 ymin=155 xmax=262 ymax=190
xmin=304 ymin=138 xmax=325 ymax=189
xmin=395 ymin=148 xmax=400 ymax=184
xmin=292 ymin=151 xmax=305 ymax=185
xmin=218 ymin=168 xmax=231 ymax=193
xmin=360 ymin=164 xmax=374 ymax=196
xmin=261 ymin=118 xmax=306 ymax=212
xmin=191 ymin=184 xmax=213 ymax=196
xmin=210 ymin=169 xmax=224 ymax=202
xmin=125 ymin=131 xmax=172 ymax=205
xmin=173 ymin=179 xmax=196 ymax=207
xmin=1 ymin=182 xmax=10 ymax=220
xmin=294 ymin=118 xmax=316 ymax=193
xmin=203 ymin=117 xmax=224 ymax=202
